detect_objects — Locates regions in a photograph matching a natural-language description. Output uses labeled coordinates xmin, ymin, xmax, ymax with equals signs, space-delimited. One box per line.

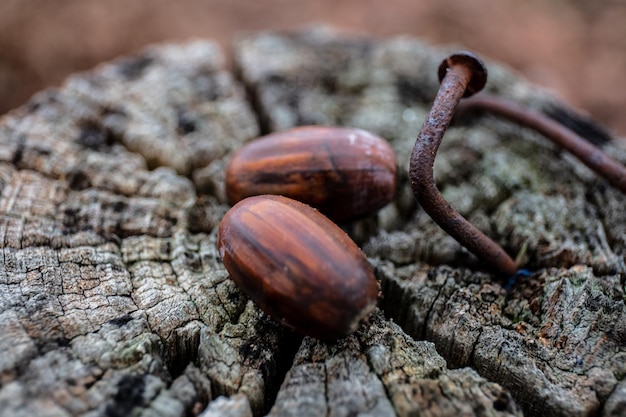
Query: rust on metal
xmin=409 ymin=51 xmax=519 ymax=276
xmin=459 ymin=94 xmax=626 ymax=194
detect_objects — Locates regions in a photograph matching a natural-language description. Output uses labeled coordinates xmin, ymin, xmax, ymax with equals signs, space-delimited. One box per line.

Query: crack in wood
xmin=0 ymin=28 xmax=625 ymax=417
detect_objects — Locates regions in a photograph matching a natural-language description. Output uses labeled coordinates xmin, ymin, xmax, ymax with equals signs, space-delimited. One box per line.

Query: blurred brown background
xmin=1 ymin=0 xmax=626 ymax=136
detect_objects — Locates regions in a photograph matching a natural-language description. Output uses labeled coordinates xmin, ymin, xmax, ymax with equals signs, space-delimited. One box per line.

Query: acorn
xmin=225 ymin=126 xmax=397 ymax=222
xmin=217 ymin=195 xmax=379 ymax=340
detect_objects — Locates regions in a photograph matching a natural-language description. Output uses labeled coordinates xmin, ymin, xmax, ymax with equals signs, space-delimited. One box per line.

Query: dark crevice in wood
xmin=75 ymin=117 xmax=121 ymax=153
xmin=164 ymin=324 xmax=201 ymax=380
xmin=2 ymin=30 xmax=625 ymax=417
xmin=116 ymin=54 xmax=155 ymax=81
xmin=249 ymin=318 xmax=303 ymax=416
xmin=231 ymin=62 xmax=271 ymax=137
xmin=104 ymin=373 xmax=148 ymax=417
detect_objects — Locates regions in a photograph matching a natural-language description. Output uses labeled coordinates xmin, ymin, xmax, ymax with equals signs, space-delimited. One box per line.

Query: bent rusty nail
xmin=458 ymin=94 xmax=626 ymax=194
xmin=409 ymin=51 xmax=518 ymax=276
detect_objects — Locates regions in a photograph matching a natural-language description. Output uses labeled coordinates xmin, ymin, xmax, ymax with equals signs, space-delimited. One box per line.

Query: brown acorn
xmin=217 ymin=195 xmax=379 ymax=340
xmin=225 ymin=126 xmax=397 ymax=222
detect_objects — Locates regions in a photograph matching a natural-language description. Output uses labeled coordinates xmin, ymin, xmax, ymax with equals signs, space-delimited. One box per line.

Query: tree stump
xmin=1 ymin=28 xmax=625 ymax=417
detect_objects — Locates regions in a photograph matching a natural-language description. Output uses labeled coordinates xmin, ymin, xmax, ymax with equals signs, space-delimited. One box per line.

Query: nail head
xmin=438 ymin=51 xmax=488 ymax=97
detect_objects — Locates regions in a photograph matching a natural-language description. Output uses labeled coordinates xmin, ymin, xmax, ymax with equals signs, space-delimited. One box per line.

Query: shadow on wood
xmin=0 ymin=28 xmax=625 ymax=417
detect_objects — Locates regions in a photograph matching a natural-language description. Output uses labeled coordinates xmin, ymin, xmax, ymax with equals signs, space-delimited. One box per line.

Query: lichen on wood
xmin=0 ymin=28 xmax=625 ymax=417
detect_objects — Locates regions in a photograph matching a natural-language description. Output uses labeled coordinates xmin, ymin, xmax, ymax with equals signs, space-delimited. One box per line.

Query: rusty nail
xmin=409 ymin=51 xmax=518 ymax=276
xmin=458 ymin=94 xmax=626 ymax=194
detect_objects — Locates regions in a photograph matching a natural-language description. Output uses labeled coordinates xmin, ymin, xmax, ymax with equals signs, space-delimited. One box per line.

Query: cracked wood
xmin=1 ymin=29 xmax=625 ymax=417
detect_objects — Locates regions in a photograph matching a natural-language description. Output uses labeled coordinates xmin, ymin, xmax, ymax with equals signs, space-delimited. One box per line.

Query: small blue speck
xmin=504 ymin=269 xmax=533 ymax=290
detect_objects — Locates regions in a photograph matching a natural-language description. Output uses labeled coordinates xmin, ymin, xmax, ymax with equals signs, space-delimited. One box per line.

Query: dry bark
xmin=0 ymin=28 xmax=624 ymax=417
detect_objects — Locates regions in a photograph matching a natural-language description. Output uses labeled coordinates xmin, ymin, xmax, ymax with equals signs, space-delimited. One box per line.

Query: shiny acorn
xmin=225 ymin=126 xmax=397 ymax=222
xmin=217 ymin=194 xmax=379 ymax=340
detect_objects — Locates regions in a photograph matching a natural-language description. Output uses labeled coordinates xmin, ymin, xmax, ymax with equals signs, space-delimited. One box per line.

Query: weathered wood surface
xmin=0 ymin=28 xmax=625 ymax=417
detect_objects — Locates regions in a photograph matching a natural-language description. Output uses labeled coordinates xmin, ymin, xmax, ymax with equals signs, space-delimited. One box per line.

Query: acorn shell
xmin=225 ymin=126 xmax=397 ymax=222
xmin=217 ymin=195 xmax=379 ymax=340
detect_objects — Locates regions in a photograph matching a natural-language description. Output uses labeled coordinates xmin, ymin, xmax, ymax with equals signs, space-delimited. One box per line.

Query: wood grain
xmin=0 ymin=28 xmax=625 ymax=417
